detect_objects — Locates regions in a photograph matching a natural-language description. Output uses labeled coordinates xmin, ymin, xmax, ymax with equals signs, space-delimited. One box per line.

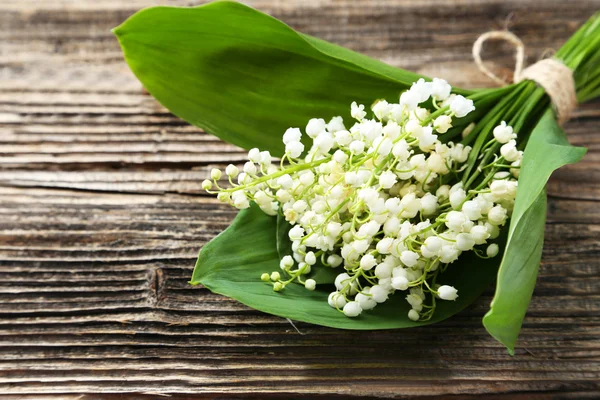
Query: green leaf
xmin=113 ymin=1 xmax=468 ymax=156
xmin=483 ymin=109 xmax=587 ymax=354
xmin=192 ymin=203 xmax=505 ymax=329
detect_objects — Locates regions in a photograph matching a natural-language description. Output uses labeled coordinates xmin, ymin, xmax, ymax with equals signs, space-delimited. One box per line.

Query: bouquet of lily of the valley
xmin=114 ymin=2 xmax=599 ymax=354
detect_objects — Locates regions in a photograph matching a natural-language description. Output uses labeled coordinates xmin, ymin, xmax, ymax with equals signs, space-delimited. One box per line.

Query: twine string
xmin=472 ymin=30 xmax=577 ymax=125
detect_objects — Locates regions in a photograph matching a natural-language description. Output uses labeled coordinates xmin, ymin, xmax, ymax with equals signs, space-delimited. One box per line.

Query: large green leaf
xmin=191 ymin=203 xmax=505 ymax=329
xmin=483 ymin=109 xmax=587 ymax=354
xmin=113 ymin=1 xmax=469 ymax=156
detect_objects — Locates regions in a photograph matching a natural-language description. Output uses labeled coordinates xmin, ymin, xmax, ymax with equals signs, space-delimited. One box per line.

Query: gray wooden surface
xmin=1 ymin=0 xmax=599 ymax=398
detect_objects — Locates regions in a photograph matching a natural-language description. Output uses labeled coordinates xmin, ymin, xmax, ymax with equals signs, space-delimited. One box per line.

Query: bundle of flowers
xmin=114 ymin=2 xmax=599 ymax=354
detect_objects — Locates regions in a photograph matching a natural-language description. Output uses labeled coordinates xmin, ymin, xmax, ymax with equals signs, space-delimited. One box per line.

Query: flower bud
xmin=446 ymin=210 xmax=467 ymax=232
xmin=418 ymin=127 xmax=437 ymax=152
xmin=231 ymin=191 xmax=249 ymax=209
xmin=343 ymin=301 xmax=362 ymax=317
xmin=201 ymin=179 xmax=212 ymax=191
xmin=304 ymin=279 xmax=316 ymax=291
xmin=438 ymin=285 xmax=458 ymax=300
xmin=327 ymin=116 xmax=345 ymax=133
xmin=305 ymin=251 xmax=317 ymax=266
xmin=487 ymin=243 xmax=499 ymax=257
xmin=449 ymin=143 xmax=471 ymax=162
xmin=392 ymin=140 xmax=411 ymax=160
xmin=427 ymin=152 xmax=449 ymax=174
xmin=288 ymin=225 xmax=305 ymax=241
xmin=225 ymin=164 xmax=239 ymax=178
xmin=376 ymin=238 xmax=394 ymax=255
xmin=370 ymin=285 xmax=389 ymax=303
xmin=456 ymin=233 xmax=475 ymax=251
xmin=351 ymin=102 xmax=366 ymax=120
xmin=383 ymin=121 xmax=401 ymax=140
xmin=406 ymin=293 xmax=423 ymax=308
xmin=408 ymin=309 xmax=420 ymax=321
xmin=400 ymin=89 xmax=420 ymax=111
xmin=488 ymin=205 xmax=507 ymax=226
xmin=270 ymin=272 xmax=281 ymax=281
xmin=372 ymin=99 xmax=391 ymax=120
xmin=276 ymin=189 xmax=291 ymax=203
xmin=434 ymin=115 xmax=452 ymax=133
xmin=449 ymin=95 xmax=475 ymax=117
xmin=411 ymin=79 xmax=433 ymax=103
xmin=210 ymin=168 xmax=222 ymax=181
xmin=248 ymin=148 xmax=261 ymax=163
xmin=379 ymin=170 xmax=397 ymax=189
xmin=332 ymin=150 xmax=348 ymax=164
xmin=391 ymin=276 xmax=409 ymax=290
xmin=349 ymin=140 xmax=365 ymax=154
xmin=327 ymin=254 xmax=343 ymax=268
xmin=471 ymin=225 xmax=490 ymax=244
xmin=334 ymin=130 xmax=352 ymax=146
xmin=306 ymin=118 xmax=326 ymax=138
xmin=449 ymin=189 xmax=466 ymax=209
xmin=424 ymin=236 xmax=444 ymax=253
xmin=500 ymin=140 xmax=520 ymax=162
xmin=314 ymin=132 xmax=334 ymax=153
xmin=217 ymin=192 xmax=230 ymax=203
xmin=439 ymin=245 xmax=460 ymax=263
xmin=328 ymin=291 xmax=347 ymax=308
xmin=374 ymin=262 xmax=393 ymax=279
xmin=243 ymin=162 xmax=256 ymax=175
xmin=493 ymin=121 xmax=516 ymax=143
xmin=436 ymin=185 xmax=450 ymax=200
xmin=283 ymin=128 xmax=302 ymax=144
xmin=286 ymin=141 xmax=304 ymax=158
xmin=280 ymin=255 xmax=294 ymax=269
xmin=356 ymin=291 xmax=377 ymax=310
xmin=462 ymin=200 xmax=482 ymax=220
xmin=375 ymin=137 xmax=393 ymax=156
xmin=431 ymin=78 xmax=452 ymax=100
xmin=360 ymin=254 xmax=377 ymax=271
xmin=400 ymin=251 xmax=419 ymax=267
xmin=351 ymin=239 xmax=370 ymax=254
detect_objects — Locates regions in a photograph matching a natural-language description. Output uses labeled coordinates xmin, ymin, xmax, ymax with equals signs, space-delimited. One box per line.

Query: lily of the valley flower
xmin=204 ymin=78 xmax=522 ymax=322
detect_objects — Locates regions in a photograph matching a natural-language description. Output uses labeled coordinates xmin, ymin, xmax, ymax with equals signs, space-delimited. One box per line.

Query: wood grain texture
xmin=1 ymin=0 xmax=599 ymax=398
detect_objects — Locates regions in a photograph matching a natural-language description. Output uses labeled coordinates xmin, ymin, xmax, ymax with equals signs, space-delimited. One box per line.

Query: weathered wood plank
xmin=0 ymin=0 xmax=599 ymax=398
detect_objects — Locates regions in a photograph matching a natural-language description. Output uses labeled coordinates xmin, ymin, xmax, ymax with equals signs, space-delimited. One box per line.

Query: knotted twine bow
xmin=472 ymin=30 xmax=577 ymax=125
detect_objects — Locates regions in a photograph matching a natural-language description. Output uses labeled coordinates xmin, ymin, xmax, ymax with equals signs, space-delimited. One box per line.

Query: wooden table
xmin=1 ymin=0 xmax=599 ymax=398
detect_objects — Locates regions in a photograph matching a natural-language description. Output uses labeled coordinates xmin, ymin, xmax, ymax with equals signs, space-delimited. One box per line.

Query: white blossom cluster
xmin=203 ymin=78 xmax=522 ymax=321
